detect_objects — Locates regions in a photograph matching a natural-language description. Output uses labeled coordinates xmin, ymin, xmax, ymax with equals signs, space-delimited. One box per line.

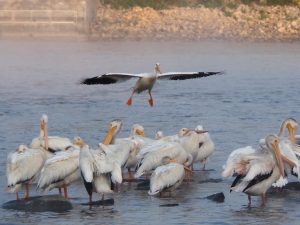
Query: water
xmin=0 ymin=39 xmax=300 ymax=225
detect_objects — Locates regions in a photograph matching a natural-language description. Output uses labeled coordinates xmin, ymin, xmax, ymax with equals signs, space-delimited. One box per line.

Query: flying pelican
xmin=80 ymin=63 xmax=224 ymax=107
xmin=6 ymin=144 xmax=47 ymax=200
xmin=31 ymin=114 xmax=72 ymax=153
xmin=222 ymin=134 xmax=297 ymax=207
xmin=148 ymin=162 xmax=185 ymax=196
xmin=37 ymin=137 xmax=84 ymax=198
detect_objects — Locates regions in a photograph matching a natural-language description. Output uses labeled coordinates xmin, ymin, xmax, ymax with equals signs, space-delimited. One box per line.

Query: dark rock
xmin=159 ymin=203 xmax=179 ymax=207
xmin=136 ymin=180 xmax=150 ymax=190
xmin=283 ymin=182 xmax=300 ymax=191
xmin=199 ymin=178 xmax=223 ymax=184
xmin=81 ymin=198 xmax=114 ymax=206
xmin=205 ymin=192 xmax=225 ymax=203
xmin=2 ymin=195 xmax=72 ymax=212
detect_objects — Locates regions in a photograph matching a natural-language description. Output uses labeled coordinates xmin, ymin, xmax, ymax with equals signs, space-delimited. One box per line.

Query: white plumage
xmin=148 ymin=163 xmax=185 ymax=196
xmin=6 ymin=144 xmax=47 ymax=199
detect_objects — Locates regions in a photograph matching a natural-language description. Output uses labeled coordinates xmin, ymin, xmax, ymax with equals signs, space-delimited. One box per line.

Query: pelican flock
xmin=81 ymin=63 xmax=224 ymax=107
xmin=5 ymin=113 xmax=300 ymax=208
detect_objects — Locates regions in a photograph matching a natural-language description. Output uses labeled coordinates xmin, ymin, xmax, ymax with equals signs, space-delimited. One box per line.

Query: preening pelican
xmin=223 ymin=134 xmax=297 ymax=207
xmin=79 ymin=144 xmax=122 ymax=205
xmin=81 ymin=63 xmax=224 ymax=107
xmin=31 ymin=114 xmax=72 ymax=153
xmin=37 ymin=137 xmax=84 ymax=198
xmin=102 ymin=119 xmax=123 ymax=145
xmin=184 ymin=125 xmax=215 ymax=170
xmin=148 ymin=162 xmax=185 ymax=196
xmin=6 ymin=145 xmax=47 ymax=200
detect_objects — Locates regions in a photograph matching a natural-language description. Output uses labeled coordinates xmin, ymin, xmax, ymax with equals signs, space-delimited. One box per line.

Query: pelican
xmin=102 ymin=119 xmax=123 ymax=145
xmin=31 ymin=114 xmax=72 ymax=153
xmin=223 ymin=134 xmax=297 ymax=207
xmin=81 ymin=63 xmax=224 ymax=107
xmin=79 ymin=143 xmax=122 ymax=205
xmin=148 ymin=162 xmax=185 ymax=196
xmin=6 ymin=144 xmax=47 ymax=200
xmin=37 ymin=137 xmax=84 ymax=198
xmin=135 ymin=141 xmax=193 ymax=179
xmin=184 ymin=125 xmax=215 ymax=170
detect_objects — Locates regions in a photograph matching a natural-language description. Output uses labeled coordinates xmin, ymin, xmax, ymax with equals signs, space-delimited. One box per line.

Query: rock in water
xmin=2 ymin=195 xmax=73 ymax=212
xmin=206 ymin=192 xmax=225 ymax=203
xmin=284 ymin=182 xmax=300 ymax=191
xmin=81 ymin=198 xmax=114 ymax=206
xmin=136 ymin=180 xmax=150 ymax=190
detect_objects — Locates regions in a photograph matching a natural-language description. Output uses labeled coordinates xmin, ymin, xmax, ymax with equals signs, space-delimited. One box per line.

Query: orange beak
xmin=102 ymin=125 xmax=117 ymax=145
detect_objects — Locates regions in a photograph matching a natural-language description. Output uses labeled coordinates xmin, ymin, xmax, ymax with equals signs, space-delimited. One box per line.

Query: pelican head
xmin=194 ymin=125 xmax=209 ymax=134
xmin=179 ymin=128 xmax=192 ymax=137
xmin=155 ymin=130 xmax=164 ymax=140
xmin=73 ymin=136 xmax=85 ymax=147
xmin=265 ymin=134 xmax=285 ymax=177
xmin=40 ymin=114 xmax=49 ymax=150
xmin=132 ymin=124 xmax=145 ymax=137
xmin=155 ymin=63 xmax=162 ymax=74
xmin=102 ymin=119 xmax=123 ymax=145
xmin=17 ymin=144 xmax=28 ymax=153
xmin=278 ymin=118 xmax=298 ymax=144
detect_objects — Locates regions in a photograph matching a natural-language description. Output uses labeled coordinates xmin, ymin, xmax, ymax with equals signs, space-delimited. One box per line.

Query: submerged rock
xmin=205 ymin=192 xmax=225 ymax=203
xmin=2 ymin=195 xmax=72 ymax=212
xmin=284 ymin=182 xmax=300 ymax=191
xmin=159 ymin=203 xmax=179 ymax=207
xmin=136 ymin=180 xmax=150 ymax=190
xmin=198 ymin=178 xmax=223 ymax=184
xmin=81 ymin=198 xmax=114 ymax=206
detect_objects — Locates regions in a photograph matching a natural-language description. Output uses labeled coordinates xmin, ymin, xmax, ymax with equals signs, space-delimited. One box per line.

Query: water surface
xmin=0 ymin=39 xmax=300 ymax=225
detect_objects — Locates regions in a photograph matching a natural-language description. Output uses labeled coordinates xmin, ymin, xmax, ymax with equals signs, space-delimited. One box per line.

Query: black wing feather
xmin=243 ymin=171 xmax=273 ymax=192
xmin=81 ymin=75 xmax=118 ymax=85
xmin=165 ymin=71 xmax=224 ymax=80
xmin=230 ymin=174 xmax=244 ymax=193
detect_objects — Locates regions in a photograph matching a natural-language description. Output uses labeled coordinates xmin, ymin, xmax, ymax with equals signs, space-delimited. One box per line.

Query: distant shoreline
xmin=0 ymin=4 xmax=299 ymax=42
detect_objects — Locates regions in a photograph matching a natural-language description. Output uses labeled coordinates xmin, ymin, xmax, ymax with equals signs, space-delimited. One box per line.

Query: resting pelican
xmin=31 ymin=114 xmax=72 ymax=153
xmin=81 ymin=63 xmax=224 ymax=107
xmin=37 ymin=137 xmax=84 ymax=198
xmin=6 ymin=144 xmax=47 ymax=200
xmin=148 ymin=162 xmax=185 ymax=196
xmin=135 ymin=141 xmax=193 ymax=179
xmin=223 ymin=134 xmax=297 ymax=207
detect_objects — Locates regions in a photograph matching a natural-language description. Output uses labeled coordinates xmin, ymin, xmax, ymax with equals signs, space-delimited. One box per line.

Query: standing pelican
xmin=31 ymin=114 xmax=72 ymax=153
xmin=37 ymin=137 xmax=84 ymax=198
xmin=81 ymin=63 xmax=224 ymax=107
xmin=223 ymin=134 xmax=297 ymax=207
xmin=148 ymin=162 xmax=185 ymax=196
xmin=6 ymin=145 xmax=47 ymax=200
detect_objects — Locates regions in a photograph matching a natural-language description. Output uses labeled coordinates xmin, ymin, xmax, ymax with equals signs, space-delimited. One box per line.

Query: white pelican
xmin=81 ymin=63 xmax=224 ymax=107
xmin=184 ymin=125 xmax=215 ymax=170
xmin=6 ymin=144 xmax=47 ymax=200
xmin=79 ymin=144 xmax=122 ymax=205
xmin=135 ymin=141 xmax=193 ymax=179
xmin=37 ymin=137 xmax=84 ymax=198
xmin=31 ymin=114 xmax=72 ymax=153
xmin=102 ymin=119 xmax=123 ymax=145
xmin=148 ymin=162 xmax=185 ymax=196
xmin=223 ymin=134 xmax=297 ymax=207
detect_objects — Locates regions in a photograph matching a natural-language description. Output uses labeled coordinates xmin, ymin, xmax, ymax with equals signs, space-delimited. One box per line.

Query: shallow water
xmin=0 ymin=39 xmax=300 ymax=225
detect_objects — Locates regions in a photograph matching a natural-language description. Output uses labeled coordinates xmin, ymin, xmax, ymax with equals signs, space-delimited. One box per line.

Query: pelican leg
xmin=247 ymin=194 xmax=251 ymax=207
xmin=127 ymin=92 xmax=134 ymax=106
xmin=58 ymin=188 xmax=62 ymax=195
xmin=101 ymin=194 xmax=104 ymax=209
xmin=128 ymin=168 xmax=134 ymax=180
xmin=24 ymin=183 xmax=30 ymax=200
xmin=89 ymin=194 xmax=92 ymax=209
xmin=202 ymin=158 xmax=207 ymax=170
xmin=63 ymin=183 xmax=68 ymax=199
xmin=16 ymin=192 xmax=20 ymax=201
xmin=148 ymin=90 xmax=154 ymax=107
xmin=261 ymin=193 xmax=267 ymax=207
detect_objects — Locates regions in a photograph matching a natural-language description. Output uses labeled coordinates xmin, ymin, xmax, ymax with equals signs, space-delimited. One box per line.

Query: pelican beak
xmin=136 ymin=129 xmax=145 ymax=137
xmin=43 ymin=121 xmax=49 ymax=150
xmin=102 ymin=125 xmax=117 ymax=145
xmin=195 ymin=130 xmax=209 ymax=134
xmin=272 ymin=140 xmax=285 ymax=177
xmin=287 ymin=123 xmax=296 ymax=144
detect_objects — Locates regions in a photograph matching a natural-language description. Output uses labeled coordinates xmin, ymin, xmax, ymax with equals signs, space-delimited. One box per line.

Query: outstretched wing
xmin=80 ymin=73 xmax=142 ymax=85
xmin=157 ymin=71 xmax=224 ymax=80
